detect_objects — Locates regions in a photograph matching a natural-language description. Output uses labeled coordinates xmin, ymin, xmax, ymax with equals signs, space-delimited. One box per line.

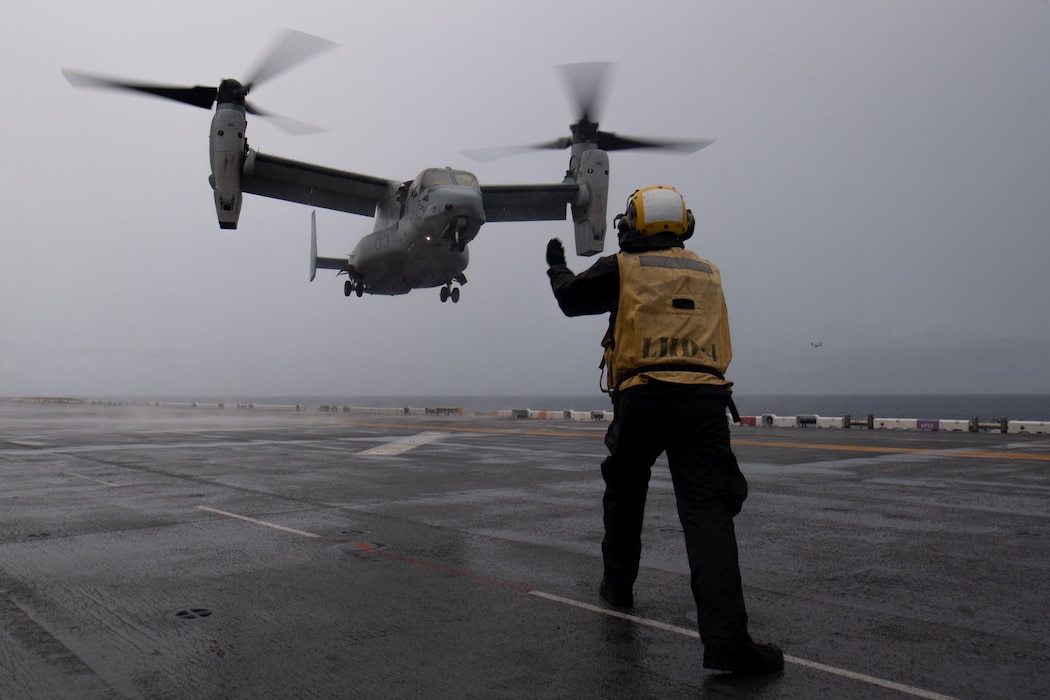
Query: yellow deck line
xmin=318 ymin=417 xmax=1050 ymax=462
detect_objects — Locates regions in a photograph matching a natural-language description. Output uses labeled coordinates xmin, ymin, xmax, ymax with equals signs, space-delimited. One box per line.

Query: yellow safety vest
xmin=603 ymin=248 xmax=733 ymax=392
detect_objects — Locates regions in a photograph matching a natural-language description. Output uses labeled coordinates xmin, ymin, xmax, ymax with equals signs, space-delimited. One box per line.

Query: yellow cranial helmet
xmin=625 ymin=185 xmax=689 ymax=236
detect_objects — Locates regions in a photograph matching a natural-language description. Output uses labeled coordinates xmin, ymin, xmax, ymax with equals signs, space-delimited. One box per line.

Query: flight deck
xmin=1 ymin=401 xmax=1047 ymax=699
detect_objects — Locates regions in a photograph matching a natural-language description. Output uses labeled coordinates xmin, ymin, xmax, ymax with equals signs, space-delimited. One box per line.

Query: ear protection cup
xmin=614 ymin=190 xmax=639 ymax=234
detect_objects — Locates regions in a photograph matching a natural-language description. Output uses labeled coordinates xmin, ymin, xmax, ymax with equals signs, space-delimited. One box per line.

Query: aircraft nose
xmin=425 ymin=188 xmax=485 ymax=227
xmin=441 ymin=188 xmax=484 ymax=218
xmin=425 ymin=187 xmax=485 ymax=248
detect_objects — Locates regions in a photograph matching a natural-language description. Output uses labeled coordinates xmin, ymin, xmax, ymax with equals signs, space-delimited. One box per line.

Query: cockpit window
xmin=453 ymin=171 xmax=479 ymax=187
xmin=420 ymin=169 xmax=455 ymax=188
xmin=417 ymin=169 xmax=479 ymax=189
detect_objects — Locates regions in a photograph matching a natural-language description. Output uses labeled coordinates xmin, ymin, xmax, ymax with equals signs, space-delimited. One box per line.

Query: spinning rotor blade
xmin=61 ymin=69 xmax=218 ymax=109
xmin=461 ymin=139 xmax=570 ymax=163
xmin=244 ymin=29 xmax=337 ymax=90
xmin=596 ymin=132 xmax=714 ymax=154
xmin=62 ymin=29 xmax=335 ymax=135
xmin=561 ymin=61 xmax=611 ymax=124
xmin=461 ymin=61 xmax=713 ymax=161
xmin=245 ymin=101 xmax=326 ymax=135
xmin=463 ymin=133 xmax=712 ymax=162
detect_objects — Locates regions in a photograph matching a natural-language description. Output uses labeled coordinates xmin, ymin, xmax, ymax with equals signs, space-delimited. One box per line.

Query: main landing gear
xmin=439 ymin=284 xmax=460 ymax=303
xmin=440 ymin=273 xmax=467 ymax=303
xmin=344 ymin=279 xmax=363 ymax=298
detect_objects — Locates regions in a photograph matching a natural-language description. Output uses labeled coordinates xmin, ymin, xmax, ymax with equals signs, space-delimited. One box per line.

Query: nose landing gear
xmin=447 ymin=216 xmax=469 ymax=252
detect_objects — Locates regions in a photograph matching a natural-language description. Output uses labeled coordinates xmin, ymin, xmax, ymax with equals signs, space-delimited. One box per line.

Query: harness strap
xmin=614 ymin=364 xmax=741 ymax=423
xmin=617 ymin=363 xmax=725 ymax=383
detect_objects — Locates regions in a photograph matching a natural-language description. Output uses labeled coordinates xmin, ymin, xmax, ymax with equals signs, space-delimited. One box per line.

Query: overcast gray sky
xmin=2 ymin=0 xmax=1048 ymax=399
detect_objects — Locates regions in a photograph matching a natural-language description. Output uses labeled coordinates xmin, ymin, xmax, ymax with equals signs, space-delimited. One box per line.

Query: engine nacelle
xmin=569 ymin=148 xmax=609 ymax=256
xmin=209 ymin=106 xmax=246 ymax=230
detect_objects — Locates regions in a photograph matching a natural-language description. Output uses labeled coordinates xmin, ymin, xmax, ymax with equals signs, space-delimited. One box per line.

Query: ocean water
xmin=133 ymin=394 xmax=1050 ymax=421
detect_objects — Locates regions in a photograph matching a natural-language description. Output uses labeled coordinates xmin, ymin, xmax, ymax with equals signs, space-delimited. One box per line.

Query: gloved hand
xmin=546 ymin=238 xmax=566 ymax=267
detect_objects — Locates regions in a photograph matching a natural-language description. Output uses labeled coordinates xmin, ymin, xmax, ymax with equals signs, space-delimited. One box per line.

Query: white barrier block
xmin=247 ymin=404 xmax=303 ymax=411
xmin=482 ymin=405 xmax=1045 ymax=432
xmin=428 ymin=407 xmax=464 ymax=416
xmin=1009 ymin=421 xmax=1050 ymax=434
xmin=371 ymin=407 xmax=404 ymax=416
xmin=759 ymin=414 xmax=796 ymax=427
xmin=874 ymin=418 xmax=917 ymax=430
xmin=816 ymin=416 xmax=847 ymax=429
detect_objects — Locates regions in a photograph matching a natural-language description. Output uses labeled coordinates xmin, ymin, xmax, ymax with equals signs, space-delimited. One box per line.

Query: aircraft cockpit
xmin=413 ymin=168 xmax=480 ymax=192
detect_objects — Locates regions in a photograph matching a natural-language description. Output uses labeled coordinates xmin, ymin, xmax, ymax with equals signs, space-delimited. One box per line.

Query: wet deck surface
xmin=2 ymin=401 xmax=1048 ymax=699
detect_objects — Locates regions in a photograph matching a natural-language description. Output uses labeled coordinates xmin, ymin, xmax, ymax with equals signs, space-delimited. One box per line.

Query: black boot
xmin=599 ymin=579 xmax=634 ymax=608
xmin=703 ymin=634 xmax=784 ymax=674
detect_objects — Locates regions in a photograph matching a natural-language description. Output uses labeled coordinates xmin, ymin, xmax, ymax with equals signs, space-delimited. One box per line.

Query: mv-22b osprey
xmin=63 ymin=31 xmax=711 ymax=303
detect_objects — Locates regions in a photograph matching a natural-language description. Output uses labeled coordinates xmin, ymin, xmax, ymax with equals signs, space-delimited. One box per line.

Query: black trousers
xmin=601 ymin=384 xmax=750 ymax=641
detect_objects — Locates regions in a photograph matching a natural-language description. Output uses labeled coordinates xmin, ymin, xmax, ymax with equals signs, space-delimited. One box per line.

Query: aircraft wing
xmin=241 ymin=150 xmax=395 ymax=217
xmin=480 ymin=183 xmax=579 ymax=222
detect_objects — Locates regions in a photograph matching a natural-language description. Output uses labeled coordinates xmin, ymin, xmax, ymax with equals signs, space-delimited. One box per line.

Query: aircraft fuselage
xmin=349 ymin=226 xmax=468 ymax=295
xmin=347 ymin=168 xmax=484 ymax=296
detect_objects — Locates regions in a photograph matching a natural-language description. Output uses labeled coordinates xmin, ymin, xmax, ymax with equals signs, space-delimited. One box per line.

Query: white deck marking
xmin=65 ymin=472 xmax=123 ymax=487
xmin=195 ymin=506 xmax=323 ymax=539
xmin=529 ymin=591 xmax=960 ymax=700
xmin=68 ymin=469 xmax=960 ymax=700
xmin=356 ymin=431 xmax=447 ymax=456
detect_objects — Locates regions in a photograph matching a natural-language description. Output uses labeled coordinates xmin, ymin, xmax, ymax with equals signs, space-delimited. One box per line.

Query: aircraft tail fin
xmin=310 ymin=211 xmax=350 ymax=281
xmin=310 ymin=211 xmax=318 ymax=281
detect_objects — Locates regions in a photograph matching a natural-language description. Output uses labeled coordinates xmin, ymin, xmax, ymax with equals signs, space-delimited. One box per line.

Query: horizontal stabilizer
xmin=315 ymin=257 xmax=348 ymax=271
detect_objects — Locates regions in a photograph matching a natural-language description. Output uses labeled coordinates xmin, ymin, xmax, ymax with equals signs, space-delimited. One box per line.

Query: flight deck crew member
xmin=545 ymin=185 xmax=783 ymax=675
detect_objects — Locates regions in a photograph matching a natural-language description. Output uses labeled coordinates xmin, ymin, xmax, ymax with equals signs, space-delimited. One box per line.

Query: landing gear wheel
xmin=450 ymin=287 xmax=460 ymax=303
xmin=448 ymin=216 xmax=468 ymax=252
xmin=355 ymin=283 xmax=363 ymax=298
xmin=440 ymin=286 xmax=450 ymax=303
xmin=344 ymin=280 xmax=353 ymax=297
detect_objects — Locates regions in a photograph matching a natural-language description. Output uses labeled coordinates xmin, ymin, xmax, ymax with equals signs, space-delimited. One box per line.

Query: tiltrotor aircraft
xmin=63 ymin=30 xmax=711 ymax=303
